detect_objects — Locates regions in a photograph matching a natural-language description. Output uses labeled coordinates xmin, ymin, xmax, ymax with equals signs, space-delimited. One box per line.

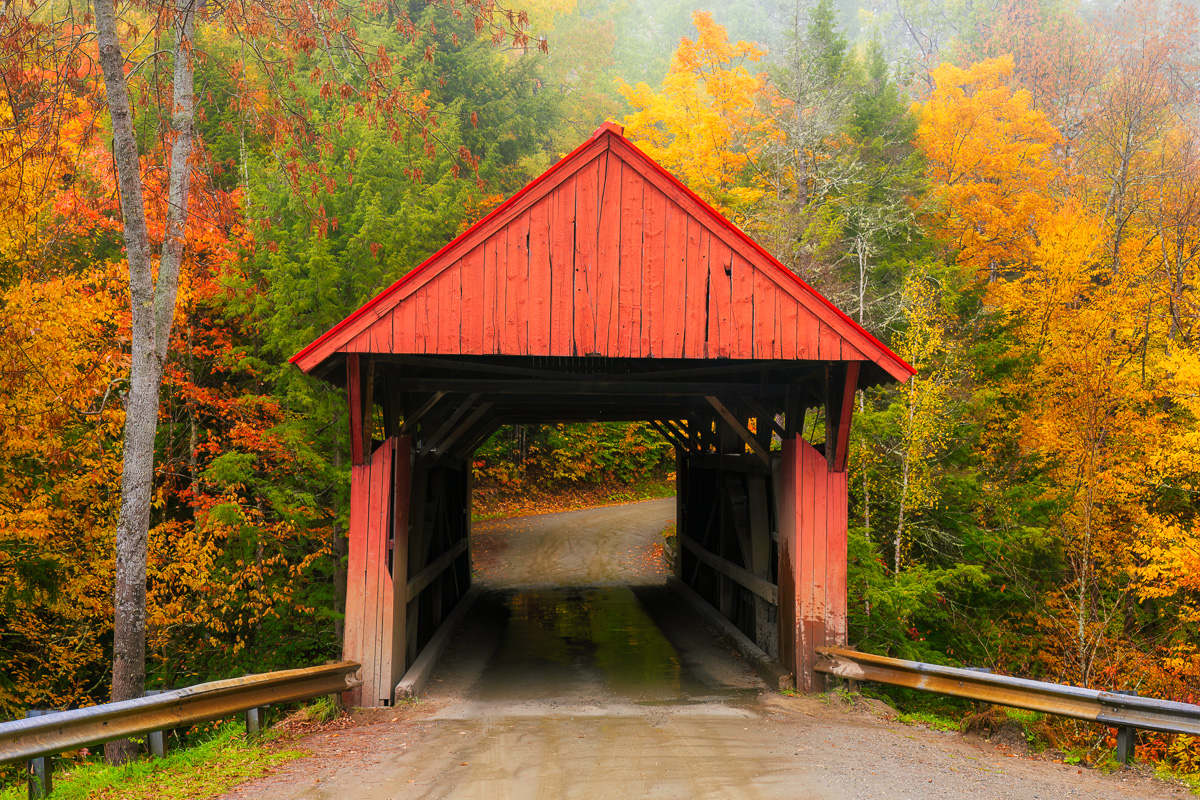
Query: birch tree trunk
xmin=96 ymin=0 xmax=196 ymax=764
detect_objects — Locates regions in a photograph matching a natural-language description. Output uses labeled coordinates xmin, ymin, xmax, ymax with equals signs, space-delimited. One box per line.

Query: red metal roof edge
xmin=289 ymin=128 xmax=610 ymax=368
xmin=291 ymin=123 xmax=915 ymax=379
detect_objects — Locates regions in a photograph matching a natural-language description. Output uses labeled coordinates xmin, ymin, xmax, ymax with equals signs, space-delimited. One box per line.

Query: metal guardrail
xmin=815 ymin=647 xmax=1200 ymax=739
xmin=0 ymin=661 xmax=362 ymax=765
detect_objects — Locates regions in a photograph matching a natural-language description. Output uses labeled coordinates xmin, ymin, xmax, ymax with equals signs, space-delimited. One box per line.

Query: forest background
xmin=3 ymin=0 xmax=1200 ymax=772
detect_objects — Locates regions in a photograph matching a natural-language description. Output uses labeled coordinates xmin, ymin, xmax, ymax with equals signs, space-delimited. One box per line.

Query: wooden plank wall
xmin=341 ymin=149 xmax=869 ymax=363
xmin=776 ymin=437 xmax=849 ymax=692
xmin=343 ymin=436 xmax=413 ymax=707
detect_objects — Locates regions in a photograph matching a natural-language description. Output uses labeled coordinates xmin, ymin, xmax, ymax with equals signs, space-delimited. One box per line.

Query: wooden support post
xmin=675 ymin=451 xmax=685 ymax=579
xmin=347 ymin=355 xmax=364 ymax=466
xmin=747 ymin=474 xmax=777 ymax=658
xmin=406 ymin=464 xmax=430 ymax=667
xmin=776 ymin=437 xmax=848 ymax=692
xmin=826 ymin=362 xmax=859 ymax=473
xmin=362 ymin=358 xmax=375 ymax=459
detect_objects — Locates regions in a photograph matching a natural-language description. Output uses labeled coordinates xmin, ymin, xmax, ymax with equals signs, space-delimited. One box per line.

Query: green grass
xmin=0 ymin=723 xmax=302 ymax=800
xmin=898 ymin=710 xmax=961 ymax=731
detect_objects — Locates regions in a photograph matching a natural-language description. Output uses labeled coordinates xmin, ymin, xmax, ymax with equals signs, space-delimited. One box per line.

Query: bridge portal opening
xmin=290 ymin=125 xmax=912 ymax=707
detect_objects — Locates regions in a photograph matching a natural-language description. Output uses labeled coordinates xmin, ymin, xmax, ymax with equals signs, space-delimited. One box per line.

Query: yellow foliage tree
xmin=620 ymin=11 xmax=774 ymax=224
xmin=0 ymin=263 xmax=126 ymax=712
xmin=914 ymin=56 xmax=1061 ymax=282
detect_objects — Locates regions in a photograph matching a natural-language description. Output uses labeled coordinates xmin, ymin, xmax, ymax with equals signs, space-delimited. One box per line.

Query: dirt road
xmin=223 ymin=500 xmax=1189 ymax=800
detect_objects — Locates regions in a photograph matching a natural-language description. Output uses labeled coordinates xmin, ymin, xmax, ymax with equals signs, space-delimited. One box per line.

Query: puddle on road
xmin=471 ymin=586 xmax=741 ymax=704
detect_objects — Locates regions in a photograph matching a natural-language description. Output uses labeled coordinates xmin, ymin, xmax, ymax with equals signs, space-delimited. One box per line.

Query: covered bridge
xmin=291 ymin=122 xmax=914 ymax=706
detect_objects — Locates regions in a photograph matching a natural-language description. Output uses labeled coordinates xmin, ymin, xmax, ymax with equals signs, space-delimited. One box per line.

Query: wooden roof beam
xmin=705 ymin=396 xmax=769 ymax=467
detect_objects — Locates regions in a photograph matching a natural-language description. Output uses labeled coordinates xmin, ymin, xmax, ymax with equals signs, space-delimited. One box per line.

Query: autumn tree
xmin=914 ymin=56 xmax=1061 ymax=283
xmin=620 ymin=11 xmax=773 ymax=225
xmin=1 ymin=0 xmax=545 ymax=761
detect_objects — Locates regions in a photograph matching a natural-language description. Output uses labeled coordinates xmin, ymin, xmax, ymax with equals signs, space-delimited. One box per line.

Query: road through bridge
xmin=219 ymin=501 xmax=1180 ymax=800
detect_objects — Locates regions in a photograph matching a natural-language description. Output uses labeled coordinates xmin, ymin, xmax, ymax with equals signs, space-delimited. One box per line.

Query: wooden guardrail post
xmin=25 ymin=710 xmax=52 ymax=800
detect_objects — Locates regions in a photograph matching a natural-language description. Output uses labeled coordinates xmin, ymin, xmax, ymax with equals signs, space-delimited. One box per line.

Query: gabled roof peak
xmin=291 ymin=127 xmax=913 ymax=388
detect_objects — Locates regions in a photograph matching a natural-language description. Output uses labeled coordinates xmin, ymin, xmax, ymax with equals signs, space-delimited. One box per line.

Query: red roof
xmin=291 ymin=123 xmax=913 ymax=383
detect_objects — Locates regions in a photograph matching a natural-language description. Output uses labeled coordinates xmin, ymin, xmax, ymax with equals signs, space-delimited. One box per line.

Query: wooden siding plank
xmin=780 ymin=288 xmax=798 ymax=360
xmin=776 ymin=438 xmax=798 ymax=678
xmin=697 ymin=229 xmax=713 ymax=357
xmin=752 ymin=269 xmax=777 ymax=361
xmin=731 ymin=253 xmax=755 ymax=359
xmin=360 ymin=441 xmax=389 ymax=703
xmin=377 ymin=439 xmax=396 ymax=702
xmin=395 ymin=295 xmax=414 ymax=354
xmin=595 ymin=150 xmax=622 ymax=357
xmin=342 ymin=459 xmax=370 ymax=705
xmin=528 ymin=197 xmax=553 ymax=352
xmin=573 ymin=157 xmax=600 ymax=355
xmin=683 ymin=215 xmax=705 ymax=359
xmin=808 ymin=441 xmax=828 ymax=690
xmin=662 ymin=201 xmax=687 ymax=357
xmin=460 ymin=246 xmax=484 ymax=353
xmin=411 ymin=285 xmax=426 ymax=355
xmin=550 ymin=178 xmax=577 ymax=355
xmin=617 ymin=165 xmax=644 ymax=358
xmin=493 ymin=230 xmax=507 ymax=354
xmin=797 ymin=306 xmax=819 ymax=360
xmin=642 ymin=185 xmax=667 ymax=357
xmin=818 ymin=318 xmax=841 ymax=361
xmin=434 ymin=267 xmax=460 ymax=354
xmin=482 ymin=233 xmax=498 ymax=354
xmin=827 ymin=468 xmax=849 ymax=648
xmin=774 ymin=287 xmax=784 ymax=360
xmin=506 ymin=214 xmax=531 ymax=353
xmin=370 ymin=304 xmax=391 ymax=352
xmin=708 ymin=235 xmax=734 ymax=358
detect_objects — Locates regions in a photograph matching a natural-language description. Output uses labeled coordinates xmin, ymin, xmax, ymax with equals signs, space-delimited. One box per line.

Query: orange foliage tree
xmin=620 ymin=11 xmax=774 ymax=224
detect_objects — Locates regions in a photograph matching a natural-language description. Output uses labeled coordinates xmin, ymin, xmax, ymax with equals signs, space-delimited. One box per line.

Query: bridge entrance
xmin=290 ymin=123 xmax=912 ymax=707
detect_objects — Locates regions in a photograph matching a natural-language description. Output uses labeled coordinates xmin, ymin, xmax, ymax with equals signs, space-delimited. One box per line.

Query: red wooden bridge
xmin=291 ymin=122 xmax=913 ymax=706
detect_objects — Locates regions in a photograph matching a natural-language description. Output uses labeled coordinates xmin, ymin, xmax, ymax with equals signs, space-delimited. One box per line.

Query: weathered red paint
xmin=777 ymin=437 xmax=849 ymax=692
xmin=347 ymin=355 xmax=363 ymax=466
xmin=342 ymin=436 xmax=414 ymax=707
xmin=344 ymin=437 xmax=391 ymax=704
xmin=290 ymin=126 xmax=914 ymax=379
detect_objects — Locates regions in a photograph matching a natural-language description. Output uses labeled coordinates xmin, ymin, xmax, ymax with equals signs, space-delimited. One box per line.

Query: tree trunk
xmin=893 ymin=377 xmax=916 ymax=576
xmin=97 ymin=0 xmax=196 ymax=764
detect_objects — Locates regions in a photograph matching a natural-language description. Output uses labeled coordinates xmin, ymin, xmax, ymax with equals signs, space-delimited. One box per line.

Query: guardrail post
xmin=144 ymin=690 xmax=167 ymax=759
xmin=1113 ymin=690 xmax=1138 ymax=764
xmin=25 ymin=710 xmax=52 ymax=800
xmin=245 ymin=706 xmax=268 ymax=738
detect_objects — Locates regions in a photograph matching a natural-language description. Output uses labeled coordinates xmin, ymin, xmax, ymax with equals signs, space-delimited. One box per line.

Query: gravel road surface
xmin=221 ymin=499 xmax=1191 ymax=800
